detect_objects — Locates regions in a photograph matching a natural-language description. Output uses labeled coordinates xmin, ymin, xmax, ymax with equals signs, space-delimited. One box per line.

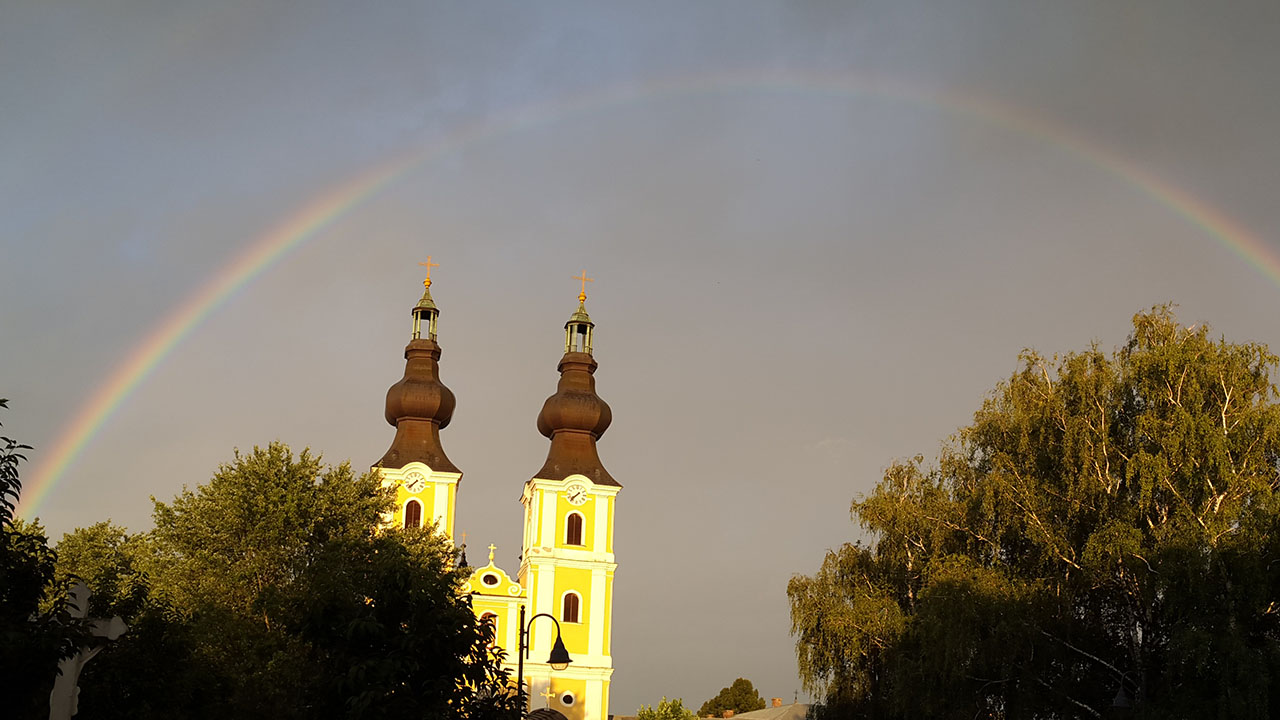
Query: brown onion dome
xmin=533 ymin=296 xmax=619 ymax=487
xmin=536 ymin=353 xmax=612 ymax=438
xmin=377 ymin=279 xmax=460 ymax=473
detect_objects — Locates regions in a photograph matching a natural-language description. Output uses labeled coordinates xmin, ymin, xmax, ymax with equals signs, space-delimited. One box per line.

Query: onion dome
xmin=377 ymin=272 xmax=459 ymax=472
xmin=533 ymin=286 xmax=619 ymax=487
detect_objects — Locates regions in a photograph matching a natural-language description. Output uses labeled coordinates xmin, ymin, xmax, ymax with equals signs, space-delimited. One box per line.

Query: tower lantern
xmin=566 ymin=270 xmax=594 ymax=354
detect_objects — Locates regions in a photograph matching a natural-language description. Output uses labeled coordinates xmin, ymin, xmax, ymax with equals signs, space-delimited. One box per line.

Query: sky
xmin=3 ymin=0 xmax=1280 ymax=712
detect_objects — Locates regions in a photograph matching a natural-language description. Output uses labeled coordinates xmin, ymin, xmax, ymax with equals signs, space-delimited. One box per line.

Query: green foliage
xmin=55 ymin=522 xmax=150 ymax=618
xmin=1 ymin=519 xmax=85 ymax=718
xmin=0 ymin=401 xmax=88 ymax=719
xmin=790 ymin=306 xmax=1280 ymax=719
xmin=60 ymin=442 xmax=519 ymax=720
xmin=147 ymin=443 xmax=387 ymax=624
xmin=698 ymin=678 xmax=766 ymax=717
xmin=639 ymin=696 xmax=699 ymax=720
xmin=0 ymin=398 xmax=28 ymax=527
xmin=52 ymin=522 xmax=206 ymax=719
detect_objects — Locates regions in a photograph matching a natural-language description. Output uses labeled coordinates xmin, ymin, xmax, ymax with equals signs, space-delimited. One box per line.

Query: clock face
xmin=565 ymin=485 xmax=588 ymax=506
xmin=403 ymin=471 xmax=427 ymax=494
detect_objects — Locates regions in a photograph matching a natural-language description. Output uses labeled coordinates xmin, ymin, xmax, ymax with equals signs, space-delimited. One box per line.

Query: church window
xmin=482 ymin=573 xmax=499 ymax=586
xmin=565 ymin=512 xmax=584 ymax=546
xmin=562 ymin=592 xmax=581 ymax=623
xmin=480 ymin=613 xmax=498 ymax=648
xmin=404 ymin=500 xmax=422 ymax=529
xmin=560 ymin=692 xmax=577 ymax=707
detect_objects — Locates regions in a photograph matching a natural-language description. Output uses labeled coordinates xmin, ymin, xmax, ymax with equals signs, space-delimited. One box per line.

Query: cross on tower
xmin=573 ymin=269 xmax=593 ymax=302
xmin=419 ymin=256 xmax=440 ymax=287
xmin=540 ymin=687 xmax=558 ymax=707
xmin=488 ymin=543 xmax=497 ymax=563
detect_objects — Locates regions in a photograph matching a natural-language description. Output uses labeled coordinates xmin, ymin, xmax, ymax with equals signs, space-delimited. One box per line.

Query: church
xmin=373 ymin=264 xmax=619 ymax=720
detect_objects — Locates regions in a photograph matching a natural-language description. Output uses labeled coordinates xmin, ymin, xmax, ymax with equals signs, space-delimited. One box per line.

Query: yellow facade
xmin=605 ymin=498 xmax=614 ymax=554
xmin=550 ymin=566 xmax=592 ymax=651
xmin=379 ymin=461 xmax=460 ymax=537
xmin=377 ymin=435 xmax=618 ymax=720
xmin=602 ymin=569 xmax=612 ymax=654
xmin=459 ymin=474 xmax=618 ymax=720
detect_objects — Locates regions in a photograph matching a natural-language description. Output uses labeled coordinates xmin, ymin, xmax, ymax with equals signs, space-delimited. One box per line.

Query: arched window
xmin=480 ymin=613 xmax=498 ymax=647
xmin=403 ymin=500 xmax=422 ymax=529
xmin=562 ymin=592 xmax=581 ymax=623
xmin=565 ymin=512 xmax=584 ymax=546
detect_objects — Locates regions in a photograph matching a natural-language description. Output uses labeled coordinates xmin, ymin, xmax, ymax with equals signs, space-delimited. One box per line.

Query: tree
xmin=53 ymin=522 xmax=207 ymax=720
xmin=65 ymin=442 xmax=519 ymax=720
xmin=639 ymin=697 xmax=698 ymax=720
xmin=698 ymin=678 xmax=766 ymax=717
xmin=0 ymin=400 xmax=87 ymax=719
xmin=789 ymin=307 xmax=1280 ymax=719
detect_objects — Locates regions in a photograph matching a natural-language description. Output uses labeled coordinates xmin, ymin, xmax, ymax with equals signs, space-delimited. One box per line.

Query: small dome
xmin=414 ymin=283 xmax=438 ymax=314
xmin=565 ymin=301 xmax=592 ymax=328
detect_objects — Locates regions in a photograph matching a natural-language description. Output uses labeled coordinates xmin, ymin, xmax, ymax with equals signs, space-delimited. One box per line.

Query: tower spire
xmin=534 ymin=279 xmax=618 ymax=486
xmin=378 ymin=268 xmax=458 ymax=472
xmin=412 ymin=257 xmax=441 ymax=341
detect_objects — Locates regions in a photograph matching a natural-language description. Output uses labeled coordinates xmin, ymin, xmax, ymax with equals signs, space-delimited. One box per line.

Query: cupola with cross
xmin=564 ymin=270 xmax=594 ymax=354
xmin=375 ymin=258 xmax=462 ymax=539
xmin=412 ymin=256 xmax=441 ymax=341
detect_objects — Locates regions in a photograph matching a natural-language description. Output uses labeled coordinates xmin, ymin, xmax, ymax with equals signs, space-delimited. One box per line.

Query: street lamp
xmin=516 ymin=604 xmax=573 ymax=714
xmin=1110 ymin=671 xmax=1143 ymax=716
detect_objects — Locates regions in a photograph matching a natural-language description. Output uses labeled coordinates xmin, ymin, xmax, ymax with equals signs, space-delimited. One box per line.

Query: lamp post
xmin=516 ymin=604 xmax=572 ymax=716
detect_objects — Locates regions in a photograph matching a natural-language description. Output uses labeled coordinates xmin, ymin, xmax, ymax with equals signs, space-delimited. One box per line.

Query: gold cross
xmin=460 ymin=531 xmax=467 ymax=545
xmin=419 ymin=256 xmax=440 ymax=287
xmin=487 ymin=543 xmax=497 ymax=563
xmin=573 ymin=269 xmax=593 ymax=302
xmin=540 ymin=687 xmax=558 ymax=706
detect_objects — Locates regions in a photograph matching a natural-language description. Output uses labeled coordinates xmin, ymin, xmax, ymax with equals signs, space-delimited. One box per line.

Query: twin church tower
xmin=374 ymin=263 xmax=619 ymax=720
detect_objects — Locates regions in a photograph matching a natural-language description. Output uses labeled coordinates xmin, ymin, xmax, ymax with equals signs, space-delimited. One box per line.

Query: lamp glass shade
xmin=1112 ymin=687 xmax=1132 ymax=708
xmin=548 ymin=635 xmax=572 ymax=671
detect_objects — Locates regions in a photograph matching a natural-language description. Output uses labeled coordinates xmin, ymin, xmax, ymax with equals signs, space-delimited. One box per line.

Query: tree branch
xmin=1034 ymin=677 xmax=1102 ymax=719
xmin=1038 ymin=629 xmax=1125 ymax=680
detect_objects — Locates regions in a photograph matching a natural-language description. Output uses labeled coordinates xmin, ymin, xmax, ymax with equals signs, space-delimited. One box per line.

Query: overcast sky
xmin=3 ymin=0 xmax=1279 ymax=712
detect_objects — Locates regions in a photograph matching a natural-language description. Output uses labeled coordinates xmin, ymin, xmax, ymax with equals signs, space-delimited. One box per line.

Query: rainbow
xmin=17 ymin=71 xmax=1279 ymax=519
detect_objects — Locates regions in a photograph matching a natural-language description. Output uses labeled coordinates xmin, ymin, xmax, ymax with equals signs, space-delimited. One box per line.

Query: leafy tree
xmin=639 ymin=696 xmax=699 ymax=720
xmin=53 ymin=522 xmax=207 ymax=720
xmin=65 ymin=442 xmax=518 ymax=720
xmin=55 ymin=522 xmax=150 ymax=618
xmin=698 ymin=678 xmax=766 ymax=717
xmin=789 ymin=307 xmax=1280 ymax=719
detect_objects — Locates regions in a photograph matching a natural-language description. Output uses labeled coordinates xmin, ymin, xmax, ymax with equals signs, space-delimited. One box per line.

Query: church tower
xmin=517 ymin=278 xmax=620 ymax=720
xmin=375 ymin=261 xmax=461 ymax=538
xmin=468 ymin=277 xmax=620 ymax=720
